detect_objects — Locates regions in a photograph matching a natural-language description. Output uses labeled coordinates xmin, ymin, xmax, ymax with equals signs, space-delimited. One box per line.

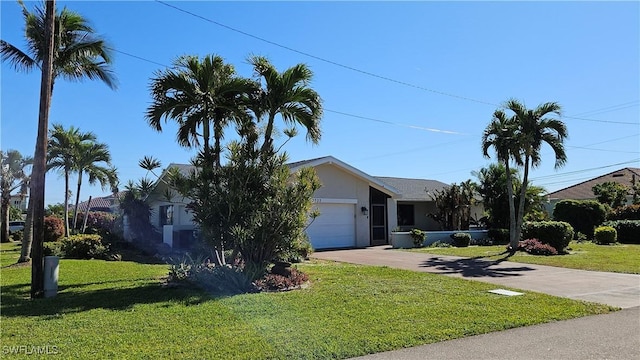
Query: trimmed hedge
xmin=488 ymin=228 xmax=510 ymax=245
xmin=553 ymin=199 xmax=607 ymax=238
xmin=602 ymin=220 xmax=640 ymax=244
xmin=522 ymin=221 xmax=574 ymax=252
xmin=61 ymin=234 xmax=109 ymax=259
xmin=451 ymin=232 xmax=471 ymax=247
xmin=594 ymin=226 xmax=617 ymax=245
xmin=608 ymin=204 xmax=640 ymax=221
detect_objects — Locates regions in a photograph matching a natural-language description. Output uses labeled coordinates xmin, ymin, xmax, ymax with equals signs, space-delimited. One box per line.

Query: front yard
xmin=1 ymin=243 xmax=614 ymax=359
xmin=409 ymin=241 xmax=640 ymax=274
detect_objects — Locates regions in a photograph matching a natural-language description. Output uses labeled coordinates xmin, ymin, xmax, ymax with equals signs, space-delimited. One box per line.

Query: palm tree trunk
xmin=72 ymin=172 xmax=83 ymax=230
xmin=31 ymin=0 xmax=56 ymax=299
xmin=514 ymin=156 xmax=530 ymax=244
xmin=505 ymin=161 xmax=518 ymax=251
xmin=18 ymin=196 xmax=34 ymax=262
xmin=1 ymin=197 xmax=10 ymax=243
xmin=260 ymin=113 xmax=276 ymax=154
xmin=63 ymin=168 xmax=70 ymax=237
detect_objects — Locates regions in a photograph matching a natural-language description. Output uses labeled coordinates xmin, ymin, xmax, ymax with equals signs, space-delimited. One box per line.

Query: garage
xmin=306 ymin=202 xmax=356 ymax=249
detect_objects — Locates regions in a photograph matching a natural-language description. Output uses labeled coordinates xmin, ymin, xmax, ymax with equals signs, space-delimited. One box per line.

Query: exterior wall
xmin=312 ymin=164 xmax=371 ymax=247
xmin=10 ymin=195 xmax=28 ymax=212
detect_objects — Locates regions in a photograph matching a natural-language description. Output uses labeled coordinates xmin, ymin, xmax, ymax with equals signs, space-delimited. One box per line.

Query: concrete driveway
xmin=312 ymin=246 xmax=640 ymax=308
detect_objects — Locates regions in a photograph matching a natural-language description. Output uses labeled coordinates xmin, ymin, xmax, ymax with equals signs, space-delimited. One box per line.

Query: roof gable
xmin=288 ymin=156 xmax=401 ymax=196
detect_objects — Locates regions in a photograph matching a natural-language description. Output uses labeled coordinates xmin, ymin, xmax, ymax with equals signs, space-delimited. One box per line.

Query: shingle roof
xmin=547 ymin=167 xmax=640 ymax=200
xmin=374 ymin=177 xmax=449 ymax=201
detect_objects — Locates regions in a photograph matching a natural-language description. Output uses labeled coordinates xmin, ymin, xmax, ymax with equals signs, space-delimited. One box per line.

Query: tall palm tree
xmin=1 ymin=0 xmax=117 ymax=90
xmin=248 ymin=56 xmax=323 ymax=155
xmin=504 ymin=99 xmax=567 ymax=243
xmin=0 ymin=150 xmax=32 ymax=243
xmin=47 ymin=124 xmax=97 ymax=237
xmin=482 ymin=109 xmax=522 ymax=249
xmin=146 ymin=54 xmax=255 ymax=167
xmin=2 ymin=1 xmax=116 ymax=274
xmin=71 ymin=141 xmax=118 ymax=229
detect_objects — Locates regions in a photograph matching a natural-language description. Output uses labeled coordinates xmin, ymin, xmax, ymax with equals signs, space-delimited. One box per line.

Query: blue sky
xmin=1 ymin=1 xmax=639 ymax=206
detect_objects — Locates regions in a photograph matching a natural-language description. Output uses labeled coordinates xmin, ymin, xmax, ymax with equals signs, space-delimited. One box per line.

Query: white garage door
xmin=306 ymin=203 xmax=356 ymax=249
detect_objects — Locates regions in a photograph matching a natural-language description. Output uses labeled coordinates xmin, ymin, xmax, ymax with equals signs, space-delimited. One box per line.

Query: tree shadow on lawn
xmin=1 ymin=281 xmax=210 ymax=318
xmin=419 ymin=253 xmax=536 ymax=278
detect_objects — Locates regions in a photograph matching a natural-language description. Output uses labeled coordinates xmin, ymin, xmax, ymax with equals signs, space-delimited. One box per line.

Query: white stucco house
xmin=145 ymin=156 xmax=480 ymax=250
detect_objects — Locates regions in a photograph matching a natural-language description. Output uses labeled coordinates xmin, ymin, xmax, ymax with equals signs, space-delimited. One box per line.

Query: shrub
xmin=10 ymin=230 xmax=23 ymax=243
xmin=44 ymin=216 xmax=65 ymax=242
xmin=575 ymin=232 xmax=588 ymax=242
xmin=75 ymin=211 xmax=116 ymax=232
xmin=602 ymin=220 xmax=640 ymax=244
xmin=410 ymin=229 xmax=426 ymax=247
xmin=43 ymin=242 xmax=63 ymax=257
xmin=488 ymin=228 xmax=510 ymax=245
xmin=594 ymin=226 xmax=617 ymax=245
xmin=553 ymin=199 xmax=607 ymax=238
xmin=451 ymin=232 xmax=471 ymax=247
xmin=522 ymin=221 xmax=574 ymax=252
xmin=61 ymin=234 xmax=108 ymax=259
xmin=609 ymin=204 xmax=640 ymax=221
xmin=255 ymin=267 xmax=309 ymax=292
xmin=470 ymin=237 xmax=493 ymax=246
xmin=429 ymin=241 xmax=452 ymax=248
xmin=168 ymin=255 xmax=259 ymax=295
xmin=518 ymin=239 xmax=558 ymax=256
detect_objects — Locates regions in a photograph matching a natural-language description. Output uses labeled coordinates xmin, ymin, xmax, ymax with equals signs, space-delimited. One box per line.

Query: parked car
xmin=9 ymin=221 xmax=25 ymax=233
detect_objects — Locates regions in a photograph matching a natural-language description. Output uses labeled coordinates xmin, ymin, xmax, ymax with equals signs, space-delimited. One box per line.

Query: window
xmin=159 ymin=205 xmax=173 ymax=226
xmin=397 ymin=204 xmax=415 ymax=226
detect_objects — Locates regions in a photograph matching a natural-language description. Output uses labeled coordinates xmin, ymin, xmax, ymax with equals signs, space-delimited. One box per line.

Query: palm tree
xmin=482 ymin=109 xmax=522 ymax=249
xmin=0 ymin=150 xmax=32 ymax=243
xmin=71 ymin=141 xmax=118 ymax=230
xmin=146 ymin=55 xmax=255 ymax=167
xmin=504 ymin=99 xmax=567 ymax=244
xmin=2 ymin=0 xmax=116 ymax=277
xmin=1 ymin=0 xmax=116 ymax=90
xmin=47 ymin=124 xmax=97 ymax=236
xmin=248 ymin=56 xmax=323 ymax=155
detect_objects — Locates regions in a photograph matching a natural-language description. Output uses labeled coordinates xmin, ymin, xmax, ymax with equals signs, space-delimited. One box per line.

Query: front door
xmin=370 ymin=187 xmax=388 ymax=245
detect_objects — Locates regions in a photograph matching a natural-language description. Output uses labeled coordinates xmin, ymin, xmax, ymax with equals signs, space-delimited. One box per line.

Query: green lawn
xmin=410 ymin=241 xmax=640 ymax=274
xmin=1 ymin=242 xmax=615 ymax=359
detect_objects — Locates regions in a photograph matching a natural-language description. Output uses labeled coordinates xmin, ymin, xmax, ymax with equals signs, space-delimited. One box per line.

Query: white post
xmin=43 ymin=256 xmax=59 ymax=298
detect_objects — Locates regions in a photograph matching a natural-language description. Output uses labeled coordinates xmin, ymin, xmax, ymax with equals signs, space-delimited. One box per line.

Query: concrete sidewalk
xmin=312 ymin=246 xmax=640 ymax=359
xmin=312 ymin=246 xmax=640 ymax=308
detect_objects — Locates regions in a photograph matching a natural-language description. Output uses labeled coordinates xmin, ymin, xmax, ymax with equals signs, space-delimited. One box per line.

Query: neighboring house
xmin=74 ymin=192 xmax=122 ymax=213
xmin=146 ymin=156 xmax=477 ymax=250
xmin=10 ymin=193 xmax=28 ymax=212
xmin=546 ymin=167 xmax=640 ymax=213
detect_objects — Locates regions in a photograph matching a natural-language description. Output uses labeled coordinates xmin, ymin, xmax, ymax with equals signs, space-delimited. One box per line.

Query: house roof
xmin=74 ymin=192 xmax=123 ymax=212
xmin=288 ymin=156 xmax=401 ymax=196
xmin=547 ymin=167 xmax=640 ymax=201
xmin=375 ymin=176 xmax=449 ymax=201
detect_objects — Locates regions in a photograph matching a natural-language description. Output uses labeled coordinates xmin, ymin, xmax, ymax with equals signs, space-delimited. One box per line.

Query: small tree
xmin=428 ymin=181 xmax=476 ymax=231
xmin=593 ymin=181 xmax=629 ymax=209
xmin=175 ymin=142 xmax=319 ymax=281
